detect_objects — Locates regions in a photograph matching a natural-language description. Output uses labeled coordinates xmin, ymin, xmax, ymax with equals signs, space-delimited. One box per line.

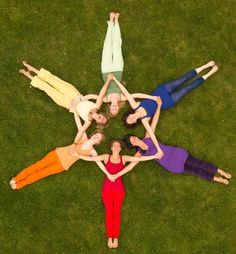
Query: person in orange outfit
xmin=10 ymin=117 xmax=112 ymax=190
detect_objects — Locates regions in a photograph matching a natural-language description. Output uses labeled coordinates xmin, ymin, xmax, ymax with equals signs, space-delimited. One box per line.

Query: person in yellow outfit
xmin=19 ymin=61 xmax=112 ymax=132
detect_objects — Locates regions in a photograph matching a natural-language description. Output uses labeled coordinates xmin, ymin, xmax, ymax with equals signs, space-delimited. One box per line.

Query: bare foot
xmin=195 ymin=60 xmax=216 ymax=74
xmin=19 ymin=69 xmax=33 ymax=80
xmin=205 ymin=60 xmax=215 ymax=68
xmin=212 ymin=65 xmax=218 ymax=73
xmin=22 ymin=61 xmax=32 ymax=72
xmin=22 ymin=61 xmax=39 ymax=74
xmin=214 ymin=176 xmax=229 ymax=185
xmin=113 ymin=238 xmax=118 ymax=248
xmin=107 ymin=238 xmax=113 ymax=249
xmin=10 ymin=179 xmax=17 ymax=190
xmin=110 ymin=12 xmax=115 ymax=22
xmin=202 ymin=65 xmax=218 ymax=80
xmin=115 ymin=13 xmax=120 ymax=22
xmin=221 ymin=178 xmax=229 ymax=185
xmin=218 ymin=169 xmax=232 ymax=179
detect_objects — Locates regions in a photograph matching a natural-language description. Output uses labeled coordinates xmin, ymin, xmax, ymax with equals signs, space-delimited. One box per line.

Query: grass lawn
xmin=0 ymin=0 xmax=235 ymax=253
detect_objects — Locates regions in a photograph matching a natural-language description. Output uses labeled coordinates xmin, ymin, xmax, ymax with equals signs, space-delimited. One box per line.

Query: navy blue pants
xmin=184 ymin=154 xmax=218 ymax=181
xmin=162 ymin=70 xmax=205 ymax=105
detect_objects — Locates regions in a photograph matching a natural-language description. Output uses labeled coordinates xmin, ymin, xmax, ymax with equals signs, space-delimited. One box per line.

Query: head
xmin=95 ymin=112 xmax=109 ymax=127
xmin=122 ymin=110 xmax=141 ymax=128
xmin=122 ymin=134 xmax=144 ymax=150
xmin=89 ymin=129 xmax=105 ymax=145
xmin=108 ymin=103 xmax=120 ymax=117
xmin=110 ymin=139 xmax=123 ymax=154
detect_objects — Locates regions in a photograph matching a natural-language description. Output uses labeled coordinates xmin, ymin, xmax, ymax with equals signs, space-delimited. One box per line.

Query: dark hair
xmin=122 ymin=110 xmax=141 ymax=128
xmin=122 ymin=134 xmax=147 ymax=153
xmin=89 ymin=129 xmax=105 ymax=145
xmin=122 ymin=134 xmax=135 ymax=150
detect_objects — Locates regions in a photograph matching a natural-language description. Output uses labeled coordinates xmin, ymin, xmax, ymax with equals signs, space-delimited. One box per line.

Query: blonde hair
xmin=96 ymin=112 xmax=110 ymax=128
xmin=89 ymin=129 xmax=105 ymax=144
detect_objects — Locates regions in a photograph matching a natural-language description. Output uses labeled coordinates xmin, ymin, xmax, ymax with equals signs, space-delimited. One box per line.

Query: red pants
xmin=102 ymin=191 xmax=125 ymax=238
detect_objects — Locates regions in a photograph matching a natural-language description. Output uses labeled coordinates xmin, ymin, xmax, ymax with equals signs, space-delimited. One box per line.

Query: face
xmin=109 ymin=104 xmax=119 ymax=116
xmin=129 ymin=136 xmax=145 ymax=148
xmin=111 ymin=141 xmax=122 ymax=153
xmin=126 ymin=113 xmax=137 ymax=124
xmin=97 ymin=114 xmax=107 ymax=124
xmin=90 ymin=133 xmax=103 ymax=144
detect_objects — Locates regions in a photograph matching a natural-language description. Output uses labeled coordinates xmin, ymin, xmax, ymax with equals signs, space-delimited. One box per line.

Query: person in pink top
xmin=80 ymin=140 xmax=158 ymax=249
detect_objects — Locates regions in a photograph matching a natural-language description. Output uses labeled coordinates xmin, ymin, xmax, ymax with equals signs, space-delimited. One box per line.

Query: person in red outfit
xmin=80 ymin=140 xmax=158 ymax=248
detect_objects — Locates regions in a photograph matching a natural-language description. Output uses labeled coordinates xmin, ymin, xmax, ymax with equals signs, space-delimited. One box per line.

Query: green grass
xmin=0 ymin=0 xmax=236 ymax=253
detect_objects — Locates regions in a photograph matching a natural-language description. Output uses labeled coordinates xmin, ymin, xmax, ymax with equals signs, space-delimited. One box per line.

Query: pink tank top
xmin=102 ymin=155 xmax=125 ymax=193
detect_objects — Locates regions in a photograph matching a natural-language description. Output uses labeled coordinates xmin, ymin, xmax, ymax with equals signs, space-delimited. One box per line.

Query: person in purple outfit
xmin=114 ymin=99 xmax=231 ymax=185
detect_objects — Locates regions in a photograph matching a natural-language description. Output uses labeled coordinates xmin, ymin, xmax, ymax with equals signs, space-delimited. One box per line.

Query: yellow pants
xmin=30 ymin=68 xmax=80 ymax=109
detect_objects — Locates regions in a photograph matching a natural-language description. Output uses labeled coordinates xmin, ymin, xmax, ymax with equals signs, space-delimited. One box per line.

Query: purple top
xmin=138 ymin=137 xmax=189 ymax=174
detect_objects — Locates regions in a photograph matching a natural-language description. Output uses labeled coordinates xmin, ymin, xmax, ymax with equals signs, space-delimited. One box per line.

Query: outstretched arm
xmin=122 ymin=154 xmax=158 ymax=164
xmin=82 ymin=94 xmax=98 ymax=100
xmin=73 ymin=113 xmax=88 ymax=139
xmin=112 ymin=77 xmax=139 ymax=109
xmin=74 ymin=121 xmax=91 ymax=143
xmin=114 ymin=161 xmax=140 ymax=180
xmin=142 ymin=118 xmax=163 ymax=159
xmin=88 ymin=151 xmax=114 ymax=182
xmin=131 ymin=93 xmax=159 ymax=101
xmin=95 ymin=74 xmax=113 ymax=109
xmin=145 ymin=97 xmax=162 ymax=136
xmin=79 ymin=154 xmax=108 ymax=162
xmin=83 ymin=94 xmax=108 ymax=103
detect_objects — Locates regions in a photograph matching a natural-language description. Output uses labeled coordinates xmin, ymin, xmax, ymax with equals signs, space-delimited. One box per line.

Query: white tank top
xmin=76 ymin=100 xmax=97 ymax=122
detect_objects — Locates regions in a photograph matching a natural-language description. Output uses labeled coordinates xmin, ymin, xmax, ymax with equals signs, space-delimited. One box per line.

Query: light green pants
xmin=30 ymin=68 xmax=80 ymax=109
xmin=101 ymin=21 xmax=124 ymax=73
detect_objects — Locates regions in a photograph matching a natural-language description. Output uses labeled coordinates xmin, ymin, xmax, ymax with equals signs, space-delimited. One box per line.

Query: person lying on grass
xmin=116 ymin=101 xmax=231 ymax=185
xmin=110 ymin=61 xmax=218 ymax=129
xmin=19 ymin=61 xmax=111 ymax=132
xmin=85 ymin=12 xmax=162 ymax=117
xmin=79 ymin=140 xmax=159 ymax=249
xmin=10 ymin=117 xmax=112 ymax=190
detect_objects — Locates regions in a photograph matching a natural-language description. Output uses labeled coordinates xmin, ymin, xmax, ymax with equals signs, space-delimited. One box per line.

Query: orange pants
xmin=14 ymin=150 xmax=64 ymax=189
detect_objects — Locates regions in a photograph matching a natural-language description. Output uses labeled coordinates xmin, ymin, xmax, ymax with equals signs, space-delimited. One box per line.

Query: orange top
xmin=56 ymin=139 xmax=93 ymax=170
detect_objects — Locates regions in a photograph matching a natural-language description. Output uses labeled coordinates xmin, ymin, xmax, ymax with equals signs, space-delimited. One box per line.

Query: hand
xmin=155 ymin=150 xmax=164 ymax=159
xmin=107 ymin=73 xmax=115 ymax=81
xmin=107 ymin=173 xmax=116 ymax=182
xmin=69 ymin=144 xmax=79 ymax=157
xmin=156 ymin=96 xmax=162 ymax=105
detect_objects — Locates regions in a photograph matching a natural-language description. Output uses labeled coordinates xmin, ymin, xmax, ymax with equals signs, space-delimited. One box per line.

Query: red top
xmin=102 ymin=155 xmax=125 ymax=193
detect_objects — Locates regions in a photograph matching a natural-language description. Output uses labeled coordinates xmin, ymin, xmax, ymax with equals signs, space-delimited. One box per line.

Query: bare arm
xmin=114 ymin=161 xmax=140 ymax=179
xmin=131 ymin=93 xmax=159 ymax=101
xmin=89 ymin=150 xmax=114 ymax=182
xmin=112 ymin=77 xmax=139 ymax=109
xmin=95 ymin=75 xmax=113 ymax=109
xmin=74 ymin=121 xmax=91 ymax=143
xmin=79 ymin=154 xmax=108 ymax=162
xmin=73 ymin=113 xmax=87 ymax=139
xmin=145 ymin=97 xmax=162 ymax=137
xmin=82 ymin=94 xmax=99 ymax=101
xmin=142 ymin=118 xmax=163 ymax=159
xmin=122 ymin=154 xmax=158 ymax=163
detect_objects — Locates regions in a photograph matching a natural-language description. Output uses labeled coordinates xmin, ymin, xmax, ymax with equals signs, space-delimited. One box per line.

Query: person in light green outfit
xmin=85 ymin=12 xmax=158 ymax=117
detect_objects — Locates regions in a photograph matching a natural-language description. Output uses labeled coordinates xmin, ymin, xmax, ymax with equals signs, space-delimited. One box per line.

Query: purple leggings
xmin=184 ymin=154 xmax=218 ymax=181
